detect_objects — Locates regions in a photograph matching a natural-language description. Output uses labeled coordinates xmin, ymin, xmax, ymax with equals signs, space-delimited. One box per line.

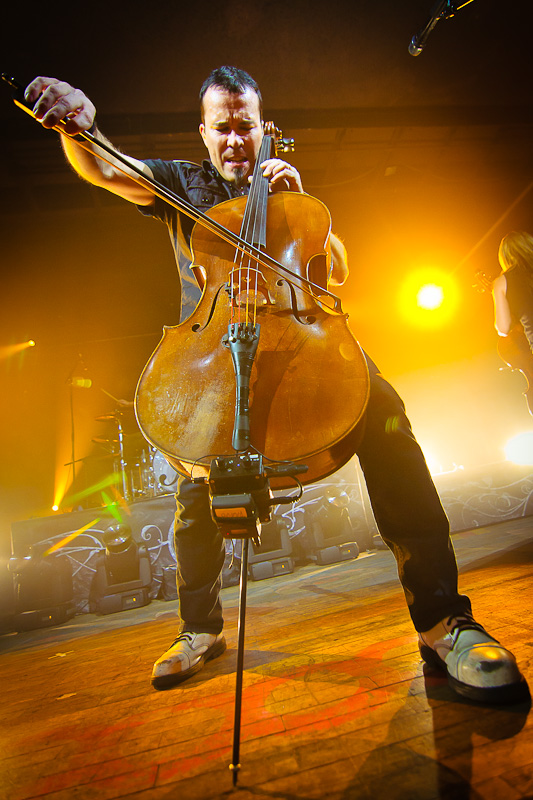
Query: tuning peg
xmin=279 ymin=137 xmax=295 ymax=153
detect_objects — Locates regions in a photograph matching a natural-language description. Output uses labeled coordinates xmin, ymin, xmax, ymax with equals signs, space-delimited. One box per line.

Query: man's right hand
xmin=23 ymin=76 xmax=156 ymax=207
xmin=24 ymin=77 xmax=96 ymax=135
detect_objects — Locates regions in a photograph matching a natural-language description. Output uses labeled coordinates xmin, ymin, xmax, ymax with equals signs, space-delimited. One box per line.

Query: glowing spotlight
xmin=504 ymin=432 xmax=533 ymax=465
xmin=399 ymin=268 xmax=459 ymax=328
xmin=417 ymin=283 xmax=444 ymax=310
xmin=0 ymin=339 xmax=37 ymax=360
xmin=53 ymin=469 xmax=71 ymax=514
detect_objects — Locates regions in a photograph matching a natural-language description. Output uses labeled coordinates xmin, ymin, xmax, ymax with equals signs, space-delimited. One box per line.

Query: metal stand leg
xmin=229 ymin=537 xmax=250 ymax=786
xmin=209 ymin=449 xmax=305 ymax=784
xmin=116 ymin=418 xmax=130 ymax=502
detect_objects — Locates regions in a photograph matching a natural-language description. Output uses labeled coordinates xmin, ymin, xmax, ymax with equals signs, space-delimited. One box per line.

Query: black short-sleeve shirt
xmin=138 ymin=158 xmax=246 ymax=320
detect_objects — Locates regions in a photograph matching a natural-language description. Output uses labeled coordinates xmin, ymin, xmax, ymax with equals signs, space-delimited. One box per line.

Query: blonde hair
xmin=498 ymin=231 xmax=533 ymax=273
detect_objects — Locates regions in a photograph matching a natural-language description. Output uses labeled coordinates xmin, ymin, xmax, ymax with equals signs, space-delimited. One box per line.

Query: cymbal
xmin=92 ymin=437 xmax=119 ymax=445
xmin=95 ymin=414 xmax=119 ymax=422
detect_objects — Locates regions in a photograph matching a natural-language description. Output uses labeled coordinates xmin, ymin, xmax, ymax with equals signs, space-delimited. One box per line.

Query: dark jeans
xmin=173 ymin=356 xmax=471 ymax=635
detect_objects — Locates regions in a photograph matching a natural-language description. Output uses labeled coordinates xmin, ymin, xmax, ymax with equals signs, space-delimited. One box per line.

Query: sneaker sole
xmin=420 ymin=643 xmax=529 ymax=705
xmin=151 ymin=636 xmax=227 ymax=690
xmin=447 ymin=672 xmax=529 ymax=705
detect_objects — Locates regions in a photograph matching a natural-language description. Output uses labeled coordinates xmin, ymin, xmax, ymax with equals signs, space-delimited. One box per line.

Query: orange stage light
xmin=0 ymin=339 xmax=36 ymax=360
xmin=399 ymin=268 xmax=459 ymax=329
xmin=53 ymin=469 xmax=71 ymax=513
xmin=416 ymin=283 xmax=444 ymax=310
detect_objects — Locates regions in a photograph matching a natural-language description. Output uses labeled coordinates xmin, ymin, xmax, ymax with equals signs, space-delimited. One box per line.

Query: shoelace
xmin=446 ymin=612 xmax=486 ymax=637
xmin=171 ymin=632 xmax=196 ymax=647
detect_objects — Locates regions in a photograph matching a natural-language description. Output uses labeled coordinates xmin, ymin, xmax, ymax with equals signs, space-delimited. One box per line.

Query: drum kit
xmin=93 ymin=408 xmax=178 ymax=502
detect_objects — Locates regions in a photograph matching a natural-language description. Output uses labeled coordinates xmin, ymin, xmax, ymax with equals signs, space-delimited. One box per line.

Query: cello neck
xmin=239 ymin=132 xmax=273 ymax=251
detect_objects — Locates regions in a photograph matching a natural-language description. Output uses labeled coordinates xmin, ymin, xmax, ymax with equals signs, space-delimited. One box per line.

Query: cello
xmin=134 ymin=123 xmax=370 ymax=488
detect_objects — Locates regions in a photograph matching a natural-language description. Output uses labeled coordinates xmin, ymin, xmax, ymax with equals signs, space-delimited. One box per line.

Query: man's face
xmin=199 ymin=86 xmax=263 ymax=186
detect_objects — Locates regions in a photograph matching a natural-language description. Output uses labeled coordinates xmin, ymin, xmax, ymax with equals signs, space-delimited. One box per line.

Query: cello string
xmin=245 ymin=136 xmax=263 ymax=326
xmin=252 ymin=139 xmax=267 ymax=327
xmin=250 ymin=134 xmax=265 ymax=326
xmin=236 ymin=138 xmax=256 ymax=327
xmin=236 ymin=131 xmax=271 ymax=328
xmin=251 ymin=131 xmax=272 ymax=326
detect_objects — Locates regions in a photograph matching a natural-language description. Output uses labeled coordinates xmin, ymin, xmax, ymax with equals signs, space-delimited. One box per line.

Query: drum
xmin=152 ymin=450 xmax=179 ymax=494
xmin=115 ymin=448 xmax=155 ymax=501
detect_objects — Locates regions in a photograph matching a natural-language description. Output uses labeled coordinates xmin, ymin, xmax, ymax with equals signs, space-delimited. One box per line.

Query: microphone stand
xmin=66 ymin=355 xmax=91 ymax=491
xmin=69 ymin=380 xmax=76 ymax=488
xmin=408 ymin=0 xmax=476 ymax=56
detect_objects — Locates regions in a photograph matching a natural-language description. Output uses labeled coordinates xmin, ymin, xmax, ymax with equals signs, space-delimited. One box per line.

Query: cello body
xmin=135 ymin=191 xmax=369 ymax=488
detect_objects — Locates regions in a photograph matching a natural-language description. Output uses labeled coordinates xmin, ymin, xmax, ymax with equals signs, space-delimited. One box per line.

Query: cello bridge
xmin=226 ymin=266 xmax=272 ymax=308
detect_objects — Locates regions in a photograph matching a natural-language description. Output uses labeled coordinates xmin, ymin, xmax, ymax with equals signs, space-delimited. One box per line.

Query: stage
xmin=8 ymin=460 xmax=533 ymax=615
xmin=1 ymin=516 xmax=531 ymax=800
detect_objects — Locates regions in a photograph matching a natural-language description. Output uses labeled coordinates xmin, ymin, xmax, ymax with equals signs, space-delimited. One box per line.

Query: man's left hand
xmin=259 ymin=159 xmax=304 ymax=193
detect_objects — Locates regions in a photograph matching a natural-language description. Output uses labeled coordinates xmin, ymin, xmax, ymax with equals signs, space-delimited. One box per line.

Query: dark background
xmin=1 ymin=0 xmax=532 ymax=550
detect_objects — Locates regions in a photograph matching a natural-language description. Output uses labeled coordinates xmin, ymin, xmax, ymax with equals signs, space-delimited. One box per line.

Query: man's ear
xmin=199 ymin=123 xmax=206 ymax=145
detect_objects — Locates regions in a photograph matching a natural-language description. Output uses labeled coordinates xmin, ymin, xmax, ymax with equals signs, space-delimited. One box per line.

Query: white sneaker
xmin=151 ymin=631 xmax=226 ymax=689
xmin=419 ymin=613 xmax=528 ymax=704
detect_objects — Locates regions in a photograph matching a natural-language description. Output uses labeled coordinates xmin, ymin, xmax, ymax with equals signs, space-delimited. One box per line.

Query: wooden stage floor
xmin=1 ymin=517 xmax=532 ymax=800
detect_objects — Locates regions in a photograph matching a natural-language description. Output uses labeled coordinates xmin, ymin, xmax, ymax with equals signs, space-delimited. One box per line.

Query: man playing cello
xmin=23 ymin=66 xmax=526 ymax=704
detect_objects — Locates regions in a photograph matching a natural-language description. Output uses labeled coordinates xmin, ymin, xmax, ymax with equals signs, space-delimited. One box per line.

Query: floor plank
xmin=1 ymin=517 xmax=531 ymax=800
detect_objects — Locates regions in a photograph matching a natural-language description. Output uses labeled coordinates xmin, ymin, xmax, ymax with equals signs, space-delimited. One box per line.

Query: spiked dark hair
xmin=199 ymin=66 xmax=263 ymax=120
